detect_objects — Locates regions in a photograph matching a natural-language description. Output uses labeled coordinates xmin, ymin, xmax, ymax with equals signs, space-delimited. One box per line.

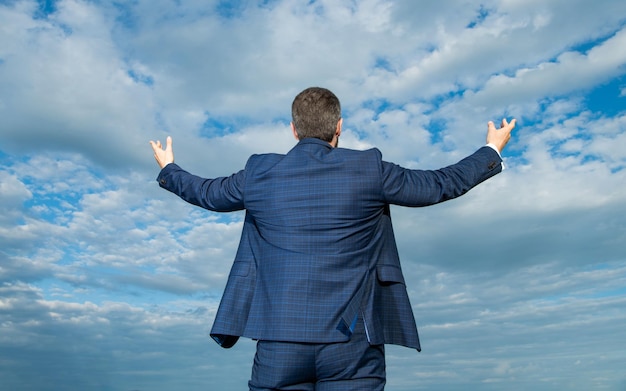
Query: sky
xmin=1 ymin=0 xmax=625 ymax=390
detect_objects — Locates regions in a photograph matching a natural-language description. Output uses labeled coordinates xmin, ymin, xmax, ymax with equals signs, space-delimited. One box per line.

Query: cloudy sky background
xmin=1 ymin=0 xmax=625 ymax=390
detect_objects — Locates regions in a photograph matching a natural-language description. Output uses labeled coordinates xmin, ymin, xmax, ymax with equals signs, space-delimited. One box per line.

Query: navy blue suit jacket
xmin=157 ymin=138 xmax=503 ymax=351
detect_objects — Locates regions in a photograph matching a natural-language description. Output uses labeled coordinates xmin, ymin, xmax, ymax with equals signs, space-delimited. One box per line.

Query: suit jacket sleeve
xmin=156 ymin=163 xmax=245 ymax=212
xmin=381 ymin=146 xmax=502 ymax=206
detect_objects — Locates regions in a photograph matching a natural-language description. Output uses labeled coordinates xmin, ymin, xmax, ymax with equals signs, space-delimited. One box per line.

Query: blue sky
xmin=1 ymin=0 xmax=625 ymax=390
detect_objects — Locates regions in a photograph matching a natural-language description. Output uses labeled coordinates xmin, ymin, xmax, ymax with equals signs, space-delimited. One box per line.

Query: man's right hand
xmin=487 ymin=118 xmax=516 ymax=153
xmin=149 ymin=136 xmax=174 ymax=169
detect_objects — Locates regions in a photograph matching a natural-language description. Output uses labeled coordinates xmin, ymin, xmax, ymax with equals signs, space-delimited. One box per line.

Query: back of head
xmin=291 ymin=87 xmax=341 ymax=142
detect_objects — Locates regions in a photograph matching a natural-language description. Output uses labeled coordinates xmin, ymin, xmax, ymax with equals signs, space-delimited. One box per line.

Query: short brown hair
xmin=291 ymin=87 xmax=341 ymax=142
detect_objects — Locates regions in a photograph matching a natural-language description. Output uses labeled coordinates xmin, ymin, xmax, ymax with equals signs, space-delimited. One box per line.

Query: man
xmin=150 ymin=87 xmax=515 ymax=390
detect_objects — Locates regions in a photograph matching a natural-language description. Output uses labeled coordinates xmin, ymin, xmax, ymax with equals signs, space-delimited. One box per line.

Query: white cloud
xmin=0 ymin=0 xmax=156 ymax=168
xmin=0 ymin=281 xmax=244 ymax=391
xmin=464 ymin=27 xmax=626 ymax=111
xmin=0 ymin=171 xmax=32 ymax=214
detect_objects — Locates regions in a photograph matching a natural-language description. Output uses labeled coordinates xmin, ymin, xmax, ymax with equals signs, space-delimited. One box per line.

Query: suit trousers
xmin=248 ymin=316 xmax=386 ymax=391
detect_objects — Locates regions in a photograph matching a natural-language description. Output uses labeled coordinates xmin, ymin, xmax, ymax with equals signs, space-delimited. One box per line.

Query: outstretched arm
xmin=150 ymin=135 xmax=245 ymax=212
xmin=382 ymin=118 xmax=516 ymax=207
xmin=149 ymin=136 xmax=174 ymax=168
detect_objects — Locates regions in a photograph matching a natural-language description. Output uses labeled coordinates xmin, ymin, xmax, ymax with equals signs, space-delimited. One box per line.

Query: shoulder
xmin=247 ymin=152 xmax=284 ymax=162
xmin=334 ymin=146 xmax=382 ymax=160
xmin=245 ymin=152 xmax=285 ymax=169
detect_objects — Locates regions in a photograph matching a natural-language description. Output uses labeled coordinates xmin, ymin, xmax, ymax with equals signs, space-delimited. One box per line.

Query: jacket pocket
xmin=229 ymin=260 xmax=251 ymax=277
xmin=376 ymin=264 xmax=406 ymax=285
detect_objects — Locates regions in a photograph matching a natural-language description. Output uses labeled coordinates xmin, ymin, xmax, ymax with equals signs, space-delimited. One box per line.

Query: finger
xmin=488 ymin=121 xmax=496 ymax=131
xmin=165 ymin=136 xmax=172 ymax=151
xmin=503 ymin=118 xmax=516 ymax=131
xmin=501 ymin=118 xmax=508 ymax=128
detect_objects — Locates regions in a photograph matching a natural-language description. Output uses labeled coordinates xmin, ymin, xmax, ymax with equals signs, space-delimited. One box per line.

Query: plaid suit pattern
xmin=158 ymin=138 xmax=503 ymax=352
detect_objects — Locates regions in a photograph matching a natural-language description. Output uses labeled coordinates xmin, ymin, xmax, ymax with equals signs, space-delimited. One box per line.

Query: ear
xmin=329 ymin=118 xmax=343 ymax=148
xmin=291 ymin=122 xmax=299 ymax=140
xmin=336 ymin=118 xmax=343 ymax=138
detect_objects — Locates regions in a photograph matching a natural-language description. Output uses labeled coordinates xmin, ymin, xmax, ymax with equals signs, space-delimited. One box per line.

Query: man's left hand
xmin=149 ymin=136 xmax=174 ymax=169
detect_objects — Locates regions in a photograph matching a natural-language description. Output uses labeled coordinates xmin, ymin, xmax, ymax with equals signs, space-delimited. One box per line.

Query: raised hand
xmin=149 ymin=136 xmax=174 ymax=168
xmin=486 ymin=118 xmax=516 ymax=153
